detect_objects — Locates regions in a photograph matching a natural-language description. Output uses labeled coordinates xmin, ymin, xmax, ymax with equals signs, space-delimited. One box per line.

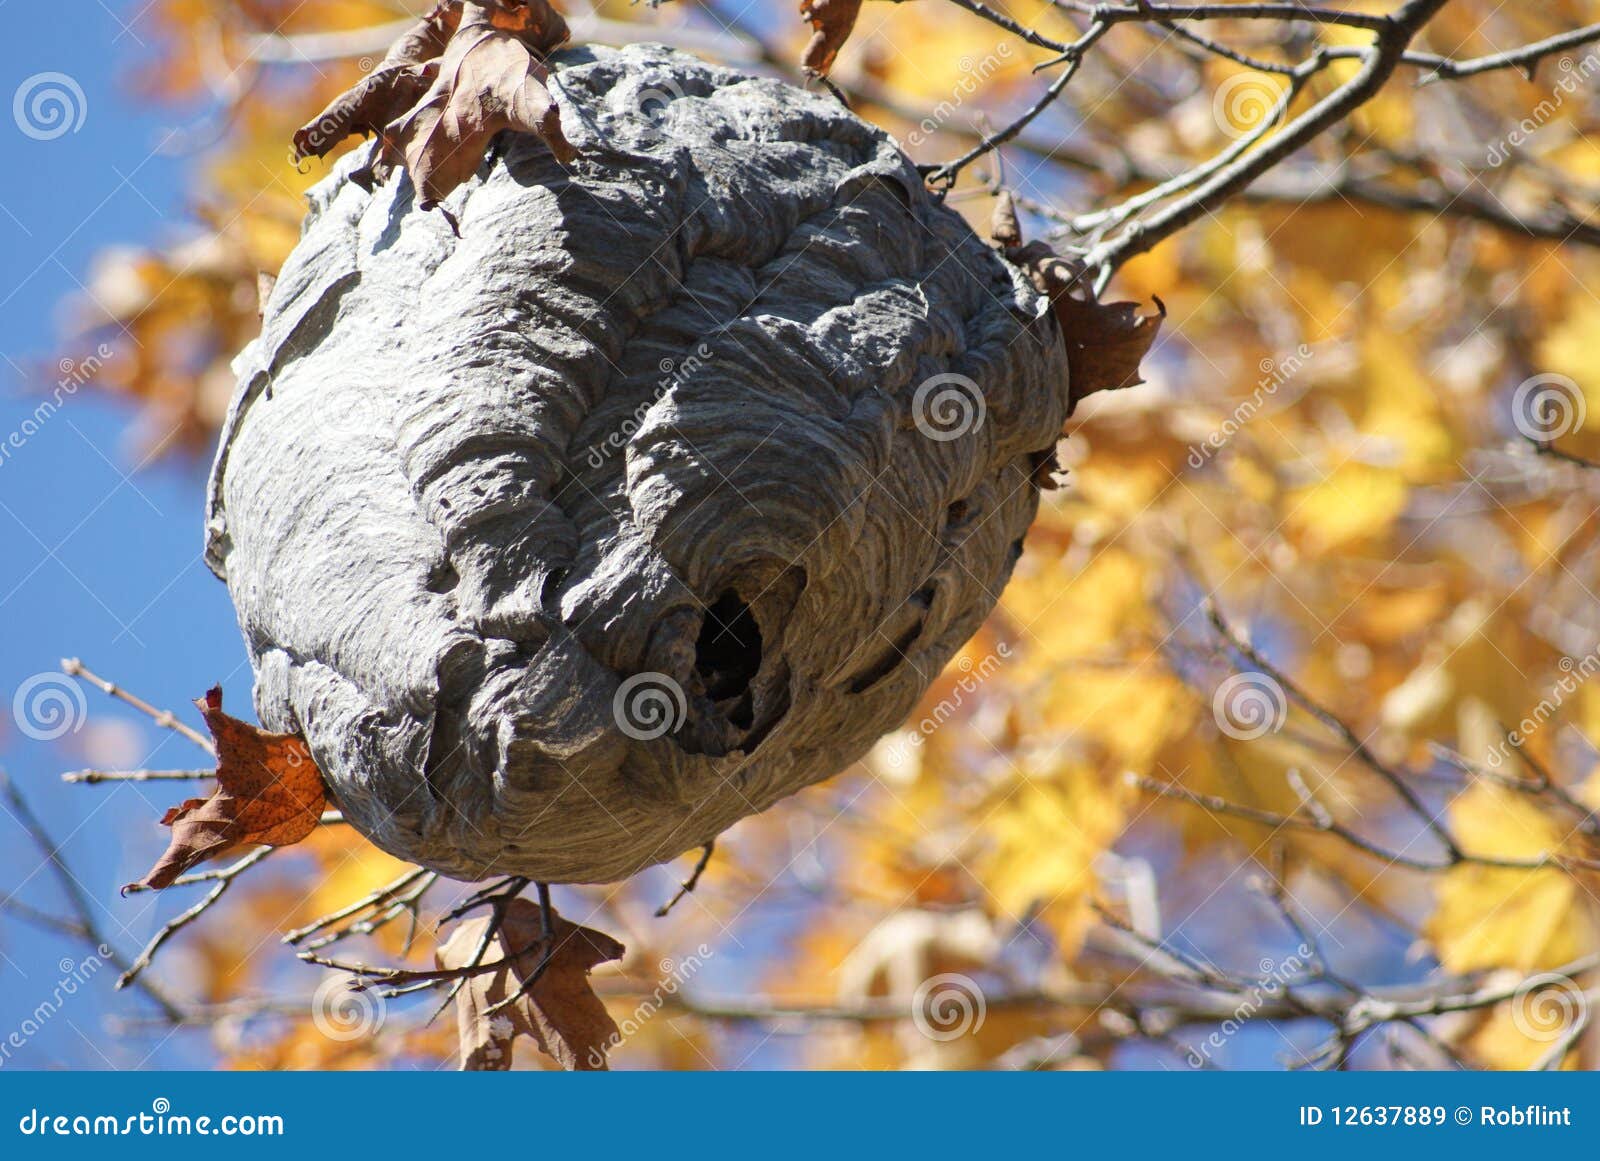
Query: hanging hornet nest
xmin=204 ymin=1 xmax=1160 ymax=885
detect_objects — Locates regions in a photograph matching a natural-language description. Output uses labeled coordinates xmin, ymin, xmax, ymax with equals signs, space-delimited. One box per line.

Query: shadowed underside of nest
xmin=206 ymin=43 xmax=1070 ymax=883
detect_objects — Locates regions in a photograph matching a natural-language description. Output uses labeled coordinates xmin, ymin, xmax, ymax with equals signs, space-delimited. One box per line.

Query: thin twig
xmin=60 ymin=658 xmax=215 ymax=754
xmin=656 ymin=841 xmax=716 ymax=917
xmin=0 ymin=770 xmax=184 ymax=1020
xmin=63 ymin=768 xmax=214 ymax=784
xmin=116 ymin=847 xmax=274 ymax=990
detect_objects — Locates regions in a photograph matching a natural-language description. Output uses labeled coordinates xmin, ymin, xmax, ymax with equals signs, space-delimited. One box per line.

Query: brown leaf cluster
xmin=125 ymin=688 xmax=327 ymax=892
xmin=992 ymin=197 xmax=1164 ymax=413
xmin=295 ymin=0 xmax=574 ymax=209
xmin=436 ymin=898 xmax=625 ymax=1070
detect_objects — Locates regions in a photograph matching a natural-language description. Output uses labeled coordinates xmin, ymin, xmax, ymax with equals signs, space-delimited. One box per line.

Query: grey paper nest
xmin=205 ymin=43 xmax=1070 ymax=883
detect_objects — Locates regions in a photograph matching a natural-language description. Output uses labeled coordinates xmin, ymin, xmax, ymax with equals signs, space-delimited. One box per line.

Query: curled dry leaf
xmin=800 ymin=0 xmax=864 ymax=76
xmin=1009 ymin=239 xmax=1165 ymax=412
xmin=989 ymin=190 xmax=1021 ymax=249
xmin=292 ymin=2 xmax=458 ymax=163
xmin=437 ymin=897 xmax=625 ymax=1071
xmin=124 ymin=688 xmax=326 ymax=893
xmin=393 ymin=2 xmax=576 ymax=209
xmin=292 ymin=0 xmax=574 ymax=211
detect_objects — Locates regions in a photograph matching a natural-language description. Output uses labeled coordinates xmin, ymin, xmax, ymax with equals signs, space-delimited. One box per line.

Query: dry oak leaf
xmin=124 ymin=688 xmax=326 ymax=893
xmin=292 ymin=2 xmax=460 ymax=163
xmin=800 ymin=0 xmax=864 ymax=76
xmin=1011 ymin=240 xmax=1165 ymax=413
xmin=437 ymin=897 xmax=625 ymax=1071
xmin=388 ymin=0 xmax=576 ymax=209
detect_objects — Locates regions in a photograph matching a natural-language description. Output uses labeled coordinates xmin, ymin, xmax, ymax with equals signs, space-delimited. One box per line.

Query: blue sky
xmin=0 ymin=2 xmax=248 ymax=1068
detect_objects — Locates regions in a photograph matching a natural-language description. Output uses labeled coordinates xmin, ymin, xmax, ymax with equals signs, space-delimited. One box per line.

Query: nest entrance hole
xmin=696 ymin=591 xmax=763 ymax=728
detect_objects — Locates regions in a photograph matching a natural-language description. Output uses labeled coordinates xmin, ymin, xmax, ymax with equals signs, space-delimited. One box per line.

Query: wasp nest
xmin=206 ymin=43 xmax=1070 ymax=883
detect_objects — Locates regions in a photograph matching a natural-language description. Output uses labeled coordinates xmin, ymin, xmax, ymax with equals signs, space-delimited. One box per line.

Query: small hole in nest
xmin=695 ymin=591 xmax=763 ymax=713
xmin=426 ymin=560 xmax=460 ymax=594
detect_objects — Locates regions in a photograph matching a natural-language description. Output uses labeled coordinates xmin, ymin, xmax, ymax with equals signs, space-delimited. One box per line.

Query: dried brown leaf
xmin=389 ymin=3 xmax=576 ymax=209
xmin=437 ymin=897 xmax=625 ymax=1071
xmin=1012 ymin=241 xmax=1165 ymax=411
xmin=483 ymin=0 xmax=570 ymax=48
xmin=293 ymin=62 xmax=440 ymax=162
xmin=292 ymin=3 xmax=459 ymax=161
xmin=989 ymin=190 xmax=1021 ymax=249
xmin=800 ymin=0 xmax=863 ymax=76
xmin=125 ymin=688 xmax=326 ymax=892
